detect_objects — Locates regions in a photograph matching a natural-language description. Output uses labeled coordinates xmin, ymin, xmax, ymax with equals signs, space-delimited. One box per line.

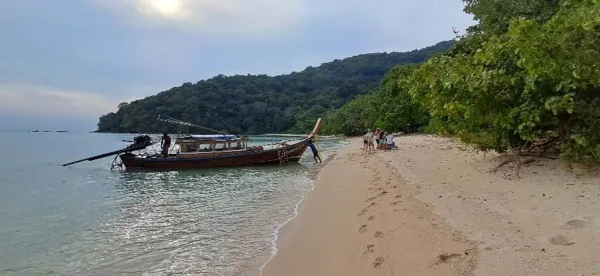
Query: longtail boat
xmin=63 ymin=117 xmax=322 ymax=171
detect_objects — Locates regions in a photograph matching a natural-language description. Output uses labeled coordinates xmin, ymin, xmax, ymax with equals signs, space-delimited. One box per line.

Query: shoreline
xmin=261 ymin=137 xmax=477 ymax=276
xmin=232 ymin=141 xmax=348 ymax=276
xmin=258 ymin=144 xmax=345 ymax=275
xmin=261 ymin=135 xmax=600 ymax=276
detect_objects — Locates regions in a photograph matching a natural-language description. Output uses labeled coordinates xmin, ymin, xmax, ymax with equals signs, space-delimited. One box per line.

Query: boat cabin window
xmin=215 ymin=143 xmax=226 ymax=151
xmin=186 ymin=145 xmax=199 ymax=152
xmin=199 ymin=144 xmax=211 ymax=151
xmin=178 ymin=138 xmax=247 ymax=153
xmin=181 ymin=143 xmax=212 ymax=153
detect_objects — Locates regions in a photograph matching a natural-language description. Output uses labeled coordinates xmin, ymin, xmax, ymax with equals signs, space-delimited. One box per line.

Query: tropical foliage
xmin=321 ymin=65 xmax=429 ymax=135
xmin=327 ymin=0 xmax=600 ymax=163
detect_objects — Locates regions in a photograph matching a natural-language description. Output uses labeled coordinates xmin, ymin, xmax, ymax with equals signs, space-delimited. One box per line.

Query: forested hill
xmin=97 ymin=40 xmax=455 ymax=134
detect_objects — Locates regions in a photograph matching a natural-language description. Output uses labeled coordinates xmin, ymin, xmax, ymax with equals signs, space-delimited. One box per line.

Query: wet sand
xmin=261 ymin=135 xmax=600 ymax=276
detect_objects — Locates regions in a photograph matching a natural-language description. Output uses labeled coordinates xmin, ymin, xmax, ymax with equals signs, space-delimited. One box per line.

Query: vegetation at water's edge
xmin=97 ymin=41 xmax=454 ymax=135
xmin=325 ymin=0 xmax=600 ymax=163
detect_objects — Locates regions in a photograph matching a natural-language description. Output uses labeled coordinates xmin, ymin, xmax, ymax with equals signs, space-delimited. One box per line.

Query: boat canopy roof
xmin=190 ymin=134 xmax=237 ymax=139
xmin=175 ymin=134 xmax=247 ymax=145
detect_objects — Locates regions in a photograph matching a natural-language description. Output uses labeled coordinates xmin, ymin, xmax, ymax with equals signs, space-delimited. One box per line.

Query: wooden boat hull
xmin=119 ymin=140 xmax=310 ymax=170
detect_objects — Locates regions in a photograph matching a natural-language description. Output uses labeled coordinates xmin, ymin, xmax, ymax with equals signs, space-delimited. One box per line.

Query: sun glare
xmin=149 ymin=0 xmax=182 ymax=17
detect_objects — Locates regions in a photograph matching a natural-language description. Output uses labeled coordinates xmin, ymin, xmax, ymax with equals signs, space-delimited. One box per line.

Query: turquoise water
xmin=0 ymin=132 xmax=345 ymax=275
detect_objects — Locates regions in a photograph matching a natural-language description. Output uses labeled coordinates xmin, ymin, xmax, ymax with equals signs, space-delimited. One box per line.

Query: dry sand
xmin=261 ymin=135 xmax=600 ymax=276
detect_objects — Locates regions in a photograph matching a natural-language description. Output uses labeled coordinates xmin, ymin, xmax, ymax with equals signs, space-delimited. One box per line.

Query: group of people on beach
xmin=362 ymin=128 xmax=395 ymax=153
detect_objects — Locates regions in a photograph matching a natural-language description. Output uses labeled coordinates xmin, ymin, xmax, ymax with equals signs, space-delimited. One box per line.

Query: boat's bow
xmin=309 ymin=118 xmax=323 ymax=138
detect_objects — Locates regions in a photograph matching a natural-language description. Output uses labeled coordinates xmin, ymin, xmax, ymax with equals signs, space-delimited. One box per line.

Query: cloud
xmin=0 ymin=0 xmax=475 ymax=131
xmin=88 ymin=0 xmax=309 ymax=35
xmin=0 ymin=85 xmax=129 ymax=118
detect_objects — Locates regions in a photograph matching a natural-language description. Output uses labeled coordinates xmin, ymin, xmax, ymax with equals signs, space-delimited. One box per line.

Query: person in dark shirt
xmin=378 ymin=131 xmax=385 ymax=150
xmin=161 ymin=133 xmax=171 ymax=157
xmin=307 ymin=138 xmax=322 ymax=163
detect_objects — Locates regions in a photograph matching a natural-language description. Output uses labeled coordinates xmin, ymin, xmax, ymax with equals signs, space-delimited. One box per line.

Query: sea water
xmin=0 ymin=132 xmax=346 ymax=275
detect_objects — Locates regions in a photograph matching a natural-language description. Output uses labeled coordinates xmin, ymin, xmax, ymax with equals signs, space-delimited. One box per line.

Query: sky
xmin=0 ymin=0 xmax=474 ymax=131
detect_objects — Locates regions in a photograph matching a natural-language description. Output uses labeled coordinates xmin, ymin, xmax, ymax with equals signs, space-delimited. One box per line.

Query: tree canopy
xmin=97 ymin=41 xmax=454 ymax=135
xmin=326 ymin=0 xmax=600 ymax=163
xmin=321 ymin=65 xmax=430 ymax=135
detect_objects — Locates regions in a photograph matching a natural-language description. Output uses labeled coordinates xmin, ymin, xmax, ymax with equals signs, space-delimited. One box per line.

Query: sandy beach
xmin=261 ymin=135 xmax=600 ymax=276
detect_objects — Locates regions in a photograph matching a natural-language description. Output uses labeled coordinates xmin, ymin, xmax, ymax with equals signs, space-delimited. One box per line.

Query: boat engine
xmin=132 ymin=135 xmax=152 ymax=148
xmin=62 ymin=134 xmax=155 ymax=167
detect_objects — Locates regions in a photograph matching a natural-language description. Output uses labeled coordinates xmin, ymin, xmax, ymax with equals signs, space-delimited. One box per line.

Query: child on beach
xmin=363 ymin=130 xmax=373 ymax=153
xmin=374 ymin=128 xmax=381 ymax=150
xmin=378 ymin=129 xmax=385 ymax=150
xmin=369 ymin=131 xmax=375 ymax=153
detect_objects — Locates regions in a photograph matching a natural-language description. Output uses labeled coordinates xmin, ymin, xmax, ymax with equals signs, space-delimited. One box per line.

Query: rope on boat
xmin=277 ymin=149 xmax=290 ymax=163
xmin=110 ymin=154 xmax=124 ymax=170
xmin=158 ymin=115 xmax=229 ymax=135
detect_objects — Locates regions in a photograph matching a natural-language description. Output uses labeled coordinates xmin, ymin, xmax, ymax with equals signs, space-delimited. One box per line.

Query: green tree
xmin=407 ymin=0 xmax=600 ymax=162
xmin=97 ymin=41 xmax=455 ymax=134
xmin=329 ymin=0 xmax=599 ymax=164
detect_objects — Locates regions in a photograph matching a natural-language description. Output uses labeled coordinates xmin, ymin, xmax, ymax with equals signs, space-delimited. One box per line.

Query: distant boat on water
xmin=28 ymin=130 xmax=69 ymax=133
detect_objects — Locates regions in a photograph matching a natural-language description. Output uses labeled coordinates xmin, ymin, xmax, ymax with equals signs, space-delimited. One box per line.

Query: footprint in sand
xmin=368 ymin=215 xmax=376 ymax=221
xmin=438 ymin=253 xmax=461 ymax=263
xmin=377 ymin=191 xmax=388 ymax=197
xmin=564 ymin=219 xmax=590 ymax=230
xmin=390 ymin=201 xmax=402 ymax=206
xmin=373 ymin=257 xmax=385 ymax=268
xmin=374 ymin=231 xmax=384 ymax=238
xmin=359 ymin=202 xmax=377 ymax=216
xmin=358 ymin=208 xmax=368 ymax=217
xmin=365 ymin=244 xmax=375 ymax=254
xmin=395 ymin=195 xmax=402 ymax=199
xmin=359 ymin=224 xmax=368 ymax=233
xmin=366 ymin=196 xmax=377 ymax=202
xmin=549 ymin=235 xmax=575 ymax=246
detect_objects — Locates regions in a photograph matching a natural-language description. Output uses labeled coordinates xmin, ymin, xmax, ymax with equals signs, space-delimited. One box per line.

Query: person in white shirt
xmin=385 ymin=132 xmax=394 ymax=151
xmin=363 ymin=130 xmax=372 ymax=153
xmin=369 ymin=131 xmax=376 ymax=153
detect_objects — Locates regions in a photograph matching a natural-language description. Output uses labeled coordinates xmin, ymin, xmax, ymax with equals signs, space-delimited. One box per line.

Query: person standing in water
xmin=307 ymin=138 xmax=322 ymax=163
xmin=161 ymin=133 xmax=171 ymax=157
